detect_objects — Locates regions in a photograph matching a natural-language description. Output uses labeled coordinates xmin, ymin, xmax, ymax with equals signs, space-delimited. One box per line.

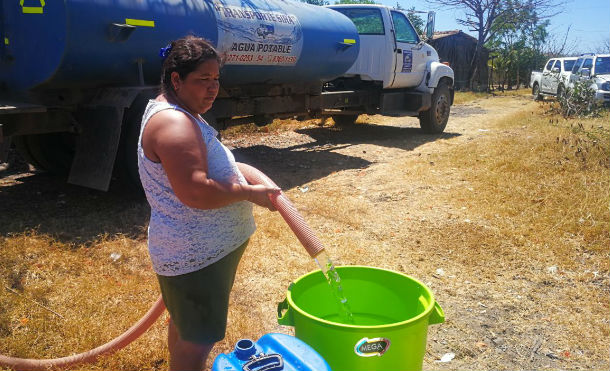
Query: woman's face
xmin=172 ymin=59 xmax=220 ymax=115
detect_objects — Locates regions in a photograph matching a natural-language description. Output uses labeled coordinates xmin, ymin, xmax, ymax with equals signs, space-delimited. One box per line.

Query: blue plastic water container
xmin=212 ymin=333 xmax=331 ymax=371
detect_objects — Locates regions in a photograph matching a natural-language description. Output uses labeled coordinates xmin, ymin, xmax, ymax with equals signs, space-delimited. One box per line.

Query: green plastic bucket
xmin=277 ymin=266 xmax=444 ymax=371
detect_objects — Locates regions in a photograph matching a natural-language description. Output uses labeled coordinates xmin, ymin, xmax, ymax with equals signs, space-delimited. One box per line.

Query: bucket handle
xmin=276 ymin=298 xmax=294 ymax=327
xmin=429 ymin=301 xmax=445 ymax=325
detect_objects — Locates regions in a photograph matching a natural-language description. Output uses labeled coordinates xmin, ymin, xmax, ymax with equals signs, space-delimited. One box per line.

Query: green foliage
xmin=486 ymin=0 xmax=550 ymax=89
xmin=332 ymin=6 xmax=385 ymax=35
xmin=405 ymin=6 xmax=425 ymax=35
xmin=392 ymin=5 xmax=430 ymax=40
xmin=555 ymin=80 xmax=603 ymax=118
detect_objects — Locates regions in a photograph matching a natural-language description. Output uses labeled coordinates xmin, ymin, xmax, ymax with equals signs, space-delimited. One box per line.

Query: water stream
xmin=314 ymin=250 xmax=354 ymax=324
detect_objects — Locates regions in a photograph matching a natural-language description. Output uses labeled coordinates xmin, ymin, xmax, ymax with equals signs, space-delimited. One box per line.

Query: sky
xmin=377 ymin=0 xmax=610 ymax=54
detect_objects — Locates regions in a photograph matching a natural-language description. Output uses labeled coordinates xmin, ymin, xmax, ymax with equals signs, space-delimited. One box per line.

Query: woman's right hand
xmin=247 ymin=185 xmax=281 ymax=211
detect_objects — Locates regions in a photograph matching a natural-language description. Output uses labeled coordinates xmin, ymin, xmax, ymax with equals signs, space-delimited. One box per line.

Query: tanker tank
xmin=0 ymin=0 xmax=359 ymax=95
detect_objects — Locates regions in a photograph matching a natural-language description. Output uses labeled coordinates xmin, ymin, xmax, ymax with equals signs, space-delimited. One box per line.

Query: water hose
xmin=0 ymin=296 xmax=166 ymax=370
xmin=237 ymin=162 xmax=324 ymax=258
xmin=0 ymin=162 xmax=322 ymax=370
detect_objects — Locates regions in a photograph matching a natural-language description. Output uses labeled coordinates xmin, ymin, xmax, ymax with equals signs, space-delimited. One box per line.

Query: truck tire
xmin=419 ymin=81 xmax=451 ymax=134
xmin=332 ymin=114 xmax=358 ymax=126
xmin=13 ymin=133 xmax=76 ymax=175
xmin=532 ymin=83 xmax=542 ymax=101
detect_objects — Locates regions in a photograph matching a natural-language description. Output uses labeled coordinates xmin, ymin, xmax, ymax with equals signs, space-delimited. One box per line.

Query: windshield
xmin=564 ymin=60 xmax=576 ymax=71
xmin=332 ymin=8 xmax=385 ymax=35
xmin=595 ymin=57 xmax=610 ymax=75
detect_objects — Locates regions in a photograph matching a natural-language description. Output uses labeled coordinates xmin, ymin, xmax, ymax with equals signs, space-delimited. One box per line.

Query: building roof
xmin=431 ymin=30 xmax=478 ymax=43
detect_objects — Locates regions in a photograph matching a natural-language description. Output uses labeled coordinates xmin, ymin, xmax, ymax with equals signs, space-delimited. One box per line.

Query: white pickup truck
xmin=567 ymin=53 xmax=610 ymax=106
xmin=530 ymin=57 xmax=577 ymax=99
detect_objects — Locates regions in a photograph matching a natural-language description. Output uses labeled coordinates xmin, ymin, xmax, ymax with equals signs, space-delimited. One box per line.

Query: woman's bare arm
xmin=142 ymin=109 xmax=279 ymax=210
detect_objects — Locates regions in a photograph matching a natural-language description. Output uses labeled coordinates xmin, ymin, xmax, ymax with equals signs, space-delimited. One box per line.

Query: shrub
xmin=556 ymin=79 xmax=603 ymax=118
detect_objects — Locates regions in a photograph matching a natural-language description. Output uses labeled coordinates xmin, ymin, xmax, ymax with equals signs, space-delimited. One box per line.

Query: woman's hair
xmin=160 ymin=36 xmax=222 ymax=97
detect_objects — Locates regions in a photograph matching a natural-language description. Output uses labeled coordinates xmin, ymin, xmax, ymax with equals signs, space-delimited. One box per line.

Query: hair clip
xmin=159 ymin=44 xmax=172 ymax=59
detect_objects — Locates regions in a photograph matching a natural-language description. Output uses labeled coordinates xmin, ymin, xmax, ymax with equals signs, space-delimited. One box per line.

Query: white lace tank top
xmin=138 ymin=100 xmax=255 ymax=276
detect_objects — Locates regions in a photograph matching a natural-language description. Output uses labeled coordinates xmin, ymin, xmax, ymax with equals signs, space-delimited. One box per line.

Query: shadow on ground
xmin=234 ymin=122 xmax=460 ymax=188
xmin=0 ymin=149 xmax=149 ymax=244
xmin=0 ymin=122 xmax=460 ymax=242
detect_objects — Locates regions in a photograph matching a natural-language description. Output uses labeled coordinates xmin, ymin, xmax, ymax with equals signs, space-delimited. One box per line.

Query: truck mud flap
xmin=68 ymin=106 xmax=123 ymax=191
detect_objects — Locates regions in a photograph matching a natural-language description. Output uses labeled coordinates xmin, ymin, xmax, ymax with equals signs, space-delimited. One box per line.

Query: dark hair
xmin=160 ymin=36 xmax=222 ymax=97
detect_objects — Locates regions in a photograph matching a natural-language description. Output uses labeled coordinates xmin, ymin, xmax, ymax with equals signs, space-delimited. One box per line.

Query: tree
xmin=406 ymin=7 xmax=425 ymax=35
xmin=429 ymin=0 xmax=563 ymax=89
xmin=597 ymin=38 xmax=610 ymax=54
xmin=486 ymin=3 xmax=551 ymax=89
xmin=541 ymin=25 xmax=578 ymax=57
xmin=393 ymin=3 xmax=426 ymax=35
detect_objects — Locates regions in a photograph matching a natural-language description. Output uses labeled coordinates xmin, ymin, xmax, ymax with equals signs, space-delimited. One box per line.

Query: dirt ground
xmin=1 ymin=94 xmax=608 ymax=371
xmin=221 ymin=96 xmax=609 ymax=371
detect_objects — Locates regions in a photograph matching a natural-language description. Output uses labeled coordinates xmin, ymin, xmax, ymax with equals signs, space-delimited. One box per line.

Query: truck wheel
xmin=13 ymin=133 xmax=76 ymax=175
xmin=419 ymin=81 xmax=451 ymax=134
xmin=332 ymin=114 xmax=358 ymax=126
xmin=532 ymin=83 xmax=542 ymax=101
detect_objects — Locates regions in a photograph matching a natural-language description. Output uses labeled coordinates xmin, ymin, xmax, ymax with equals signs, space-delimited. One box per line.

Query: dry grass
xmin=1 ymin=98 xmax=608 ymax=371
xmin=453 ymin=88 xmax=530 ymax=105
xmin=408 ymin=106 xmax=609 ymax=369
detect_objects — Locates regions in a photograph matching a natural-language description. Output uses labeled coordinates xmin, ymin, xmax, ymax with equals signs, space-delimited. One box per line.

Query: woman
xmin=138 ymin=36 xmax=280 ymax=370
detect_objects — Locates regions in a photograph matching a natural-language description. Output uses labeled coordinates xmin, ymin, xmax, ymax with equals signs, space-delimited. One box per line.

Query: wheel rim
xmin=435 ymin=94 xmax=449 ymax=124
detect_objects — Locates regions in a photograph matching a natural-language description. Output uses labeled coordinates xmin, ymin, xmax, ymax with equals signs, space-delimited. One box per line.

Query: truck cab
xmin=324 ymin=4 xmax=454 ymax=133
xmin=568 ymin=54 xmax=610 ymax=105
xmin=327 ymin=4 xmax=451 ymax=92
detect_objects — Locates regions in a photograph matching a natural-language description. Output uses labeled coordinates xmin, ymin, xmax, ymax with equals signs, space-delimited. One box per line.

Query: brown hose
xmin=0 ymin=296 xmax=166 ymax=370
xmin=237 ymin=162 xmax=325 ymax=258
xmin=0 ymin=162 xmax=322 ymax=370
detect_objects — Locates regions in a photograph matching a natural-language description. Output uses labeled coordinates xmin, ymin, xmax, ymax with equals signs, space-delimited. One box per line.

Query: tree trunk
xmin=468 ymin=43 xmax=481 ymax=90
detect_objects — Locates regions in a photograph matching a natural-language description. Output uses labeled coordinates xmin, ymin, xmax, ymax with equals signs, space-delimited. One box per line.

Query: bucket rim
xmin=286 ymin=265 xmax=437 ymax=329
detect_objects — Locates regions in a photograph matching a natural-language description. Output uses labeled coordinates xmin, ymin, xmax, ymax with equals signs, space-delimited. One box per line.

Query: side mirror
xmin=425 ymin=11 xmax=435 ymax=40
xmin=580 ymin=68 xmax=591 ymax=77
xmin=552 ymin=67 xmax=560 ymax=73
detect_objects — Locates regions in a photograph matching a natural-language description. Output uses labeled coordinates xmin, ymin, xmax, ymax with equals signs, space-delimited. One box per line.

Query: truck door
xmin=388 ymin=10 xmax=426 ymax=88
xmin=577 ymin=57 xmax=594 ymax=81
xmin=569 ymin=57 xmax=584 ymax=87
xmin=546 ymin=60 xmax=561 ymax=94
xmin=329 ymin=7 xmax=394 ymax=86
xmin=541 ymin=59 xmax=555 ymax=93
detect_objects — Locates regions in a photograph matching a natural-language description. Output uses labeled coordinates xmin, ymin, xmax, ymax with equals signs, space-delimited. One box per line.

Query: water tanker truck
xmin=0 ymin=0 xmax=454 ymax=191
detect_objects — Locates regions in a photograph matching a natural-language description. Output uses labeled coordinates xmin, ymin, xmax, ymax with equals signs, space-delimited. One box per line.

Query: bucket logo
xmin=354 ymin=337 xmax=391 ymax=357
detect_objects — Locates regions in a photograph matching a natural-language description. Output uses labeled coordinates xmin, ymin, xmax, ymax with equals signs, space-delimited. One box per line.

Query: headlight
xmin=601 ymin=82 xmax=610 ymax=91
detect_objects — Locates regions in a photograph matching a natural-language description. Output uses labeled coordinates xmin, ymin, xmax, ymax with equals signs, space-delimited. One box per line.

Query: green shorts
xmin=156 ymin=240 xmax=248 ymax=344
